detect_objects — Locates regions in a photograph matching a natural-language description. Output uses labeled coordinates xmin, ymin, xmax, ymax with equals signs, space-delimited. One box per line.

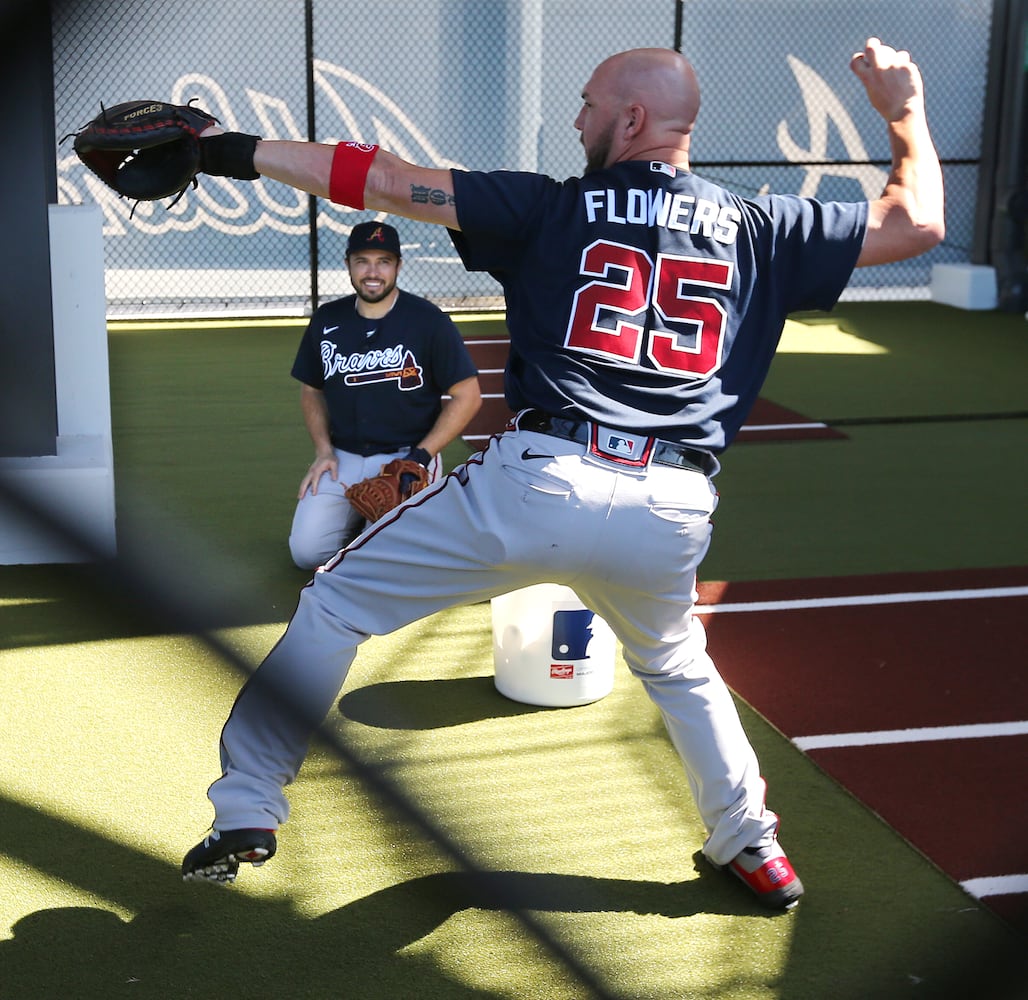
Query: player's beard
xmin=355 ymin=273 xmax=397 ymax=305
xmin=583 ymin=119 xmax=616 ymax=174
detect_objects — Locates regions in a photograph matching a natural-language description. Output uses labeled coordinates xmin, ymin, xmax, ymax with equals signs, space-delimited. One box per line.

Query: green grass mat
xmin=2 ymin=302 xmax=1027 ymax=998
xmin=2 ymin=611 xmax=1025 ymax=998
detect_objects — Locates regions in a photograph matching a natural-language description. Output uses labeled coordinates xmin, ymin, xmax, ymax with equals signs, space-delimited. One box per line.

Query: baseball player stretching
xmin=182 ymin=39 xmax=944 ymax=909
xmin=288 ymin=220 xmax=481 ymax=569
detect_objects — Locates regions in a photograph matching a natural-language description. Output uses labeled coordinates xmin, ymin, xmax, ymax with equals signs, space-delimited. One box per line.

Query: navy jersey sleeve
xmin=755 ymin=194 xmax=868 ymax=313
xmin=291 ymin=307 xmax=332 ymax=389
xmin=449 ymin=169 xmax=556 ymax=274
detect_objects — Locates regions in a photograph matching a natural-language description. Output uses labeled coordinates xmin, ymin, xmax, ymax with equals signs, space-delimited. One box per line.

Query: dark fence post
xmin=305 ymin=0 xmax=319 ymax=313
xmin=976 ymin=0 xmax=1028 ymax=310
xmin=1 ymin=0 xmax=58 ymax=456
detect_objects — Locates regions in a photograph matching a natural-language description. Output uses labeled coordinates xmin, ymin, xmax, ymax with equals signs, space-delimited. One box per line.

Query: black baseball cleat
xmin=181 ymin=828 xmax=277 ymax=884
xmin=719 ymin=837 xmax=804 ymax=910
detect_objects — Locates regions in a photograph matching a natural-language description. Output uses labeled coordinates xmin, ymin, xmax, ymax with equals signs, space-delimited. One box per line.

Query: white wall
xmin=0 ymin=203 xmax=116 ymax=563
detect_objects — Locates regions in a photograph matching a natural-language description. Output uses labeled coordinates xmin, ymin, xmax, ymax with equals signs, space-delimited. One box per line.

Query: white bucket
xmin=490 ymin=583 xmax=616 ymax=707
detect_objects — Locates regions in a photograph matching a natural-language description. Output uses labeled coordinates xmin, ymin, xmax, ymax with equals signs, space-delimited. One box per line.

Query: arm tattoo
xmin=410 ymin=184 xmax=456 ymax=208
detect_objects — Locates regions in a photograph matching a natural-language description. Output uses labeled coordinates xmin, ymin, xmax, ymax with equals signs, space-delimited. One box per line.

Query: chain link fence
xmin=53 ymin=0 xmax=990 ymax=317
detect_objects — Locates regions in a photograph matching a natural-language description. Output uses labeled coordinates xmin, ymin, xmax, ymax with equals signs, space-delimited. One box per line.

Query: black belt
xmin=517 ymin=410 xmax=715 ymax=476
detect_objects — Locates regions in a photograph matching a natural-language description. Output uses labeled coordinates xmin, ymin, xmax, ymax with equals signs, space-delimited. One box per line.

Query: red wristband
xmin=328 ymin=141 xmax=379 ymax=208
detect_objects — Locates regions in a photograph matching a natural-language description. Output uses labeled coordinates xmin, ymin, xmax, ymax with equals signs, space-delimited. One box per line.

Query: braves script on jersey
xmin=449 ymin=160 xmax=866 ymax=451
xmin=291 ymin=289 xmax=477 ymax=455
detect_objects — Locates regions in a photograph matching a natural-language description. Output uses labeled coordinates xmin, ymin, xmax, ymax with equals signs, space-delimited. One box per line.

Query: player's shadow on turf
xmin=339 ymin=676 xmax=563 ymax=729
xmin=0 ymin=865 xmax=774 ymax=1000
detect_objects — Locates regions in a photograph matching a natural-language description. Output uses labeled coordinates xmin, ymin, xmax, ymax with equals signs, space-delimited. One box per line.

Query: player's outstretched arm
xmin=851 ymin=37 xmax=945 ymax=267
xmin=248 ymin=138 xmax=461 ymax=230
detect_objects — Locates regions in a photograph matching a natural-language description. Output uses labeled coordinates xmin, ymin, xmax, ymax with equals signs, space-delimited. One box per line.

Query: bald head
xmin=575 ymin=48 xmax=701 ymax=172
xmin=601 ymin=48 xmax=701 ymax=134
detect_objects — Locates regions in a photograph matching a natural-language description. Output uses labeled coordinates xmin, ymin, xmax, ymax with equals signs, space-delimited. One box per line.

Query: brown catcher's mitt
xmin=345 ymin=459 xmax=430 ymax=523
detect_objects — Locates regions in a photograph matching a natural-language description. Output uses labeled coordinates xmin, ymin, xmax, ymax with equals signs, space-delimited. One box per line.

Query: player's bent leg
xmin=206 ymin=578 xmax=371 ymax=832
xmin=189 ymin=454 xmax=549 ymax=880
xmin=592 ymin=602 xmax=802 ymax=909
xmin=570 ymin=468 xmax=799 ymax=908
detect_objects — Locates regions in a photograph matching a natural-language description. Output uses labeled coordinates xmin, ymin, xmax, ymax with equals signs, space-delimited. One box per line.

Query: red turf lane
xmin=732 ymin=397 xmax=845 ymax=442
xmin=809 ymin=737 xmax=1028 ymax=882
xmin=695 ymin=567 xmax=1028 ymax=936
xmin=697 ymin=585 xmax=1027 ymax=736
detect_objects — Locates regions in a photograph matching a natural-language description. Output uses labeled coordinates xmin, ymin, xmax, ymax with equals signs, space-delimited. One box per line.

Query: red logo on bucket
xmin=550 ymin=663 xmax=574 ymax=679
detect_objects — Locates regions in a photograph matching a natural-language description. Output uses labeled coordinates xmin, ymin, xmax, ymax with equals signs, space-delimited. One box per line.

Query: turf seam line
xmin=820 ymin=410 xmax=1028 ymax=427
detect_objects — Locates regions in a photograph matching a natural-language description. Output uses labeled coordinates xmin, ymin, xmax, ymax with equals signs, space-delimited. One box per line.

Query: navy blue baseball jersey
xmin=291 ymin=289 xmax=477 ymax=455
xmin=449 ymin=161 xmax=868 ymax=452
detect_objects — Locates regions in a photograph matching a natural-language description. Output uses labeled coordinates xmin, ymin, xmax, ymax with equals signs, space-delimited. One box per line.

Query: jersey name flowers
xmin=583 ymin=182 xmax=741 ymax=246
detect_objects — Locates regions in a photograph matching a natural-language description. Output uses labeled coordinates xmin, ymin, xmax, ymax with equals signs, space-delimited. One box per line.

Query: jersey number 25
xmin=564 ymin=239 xmax=731 ymax=379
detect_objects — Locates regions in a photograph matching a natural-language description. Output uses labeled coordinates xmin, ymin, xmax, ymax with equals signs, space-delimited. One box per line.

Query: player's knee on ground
xmin=289 ymin=526 xmax=364 ymax=570
xmin=288 ymin=534 xmax=334 ymax=571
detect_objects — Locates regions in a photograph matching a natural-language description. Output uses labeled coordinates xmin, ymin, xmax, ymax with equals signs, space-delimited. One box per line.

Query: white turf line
xmin=739 ymin=422 xmax=830 ymax=431
xmin=960 ymin=875 xmax=1028 ymax=899
xmin=792 ymin=720 xmax=1028 ymax=751
xmin=695 ymin=585 xmax=1028 ymax=616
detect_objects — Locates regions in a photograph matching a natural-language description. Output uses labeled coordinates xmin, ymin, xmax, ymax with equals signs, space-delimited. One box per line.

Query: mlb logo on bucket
xmin=550 ymin=663 xmax=575 ymax=679
xmin=551 ymin=609 xmax=596 ymax=659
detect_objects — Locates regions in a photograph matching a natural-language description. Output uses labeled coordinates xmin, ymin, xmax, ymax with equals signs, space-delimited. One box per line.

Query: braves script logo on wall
xmin=57 ymin=60 xmax=469 ymax=238
xmin=57 ymin=57 xmax=885 ymax=238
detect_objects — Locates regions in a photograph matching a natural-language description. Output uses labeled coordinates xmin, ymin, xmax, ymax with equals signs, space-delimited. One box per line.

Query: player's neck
xmin=619 ymin=134 xmax=692 ymax=171
xmin=355 ymin=287 xmax=400 ymax=320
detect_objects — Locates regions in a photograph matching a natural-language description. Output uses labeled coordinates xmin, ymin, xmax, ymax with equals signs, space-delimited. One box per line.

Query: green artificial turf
xmin=1 ymin=303 xmax=1027 ymax=998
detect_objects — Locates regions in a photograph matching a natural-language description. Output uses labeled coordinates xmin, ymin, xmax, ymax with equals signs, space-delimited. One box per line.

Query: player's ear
xmin=624 ymin=103 xmax=645 ymax=137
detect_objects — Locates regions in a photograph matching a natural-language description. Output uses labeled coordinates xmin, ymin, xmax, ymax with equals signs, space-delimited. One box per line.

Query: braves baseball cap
xmin=346 ymin=221 xmax=402 ymax=258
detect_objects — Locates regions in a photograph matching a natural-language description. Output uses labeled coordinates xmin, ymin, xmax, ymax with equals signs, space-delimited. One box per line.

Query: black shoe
xmin=181 ymin=828 xmax=277 ymax=884
xmin=721 ymin=837 xmax=804 ymax=910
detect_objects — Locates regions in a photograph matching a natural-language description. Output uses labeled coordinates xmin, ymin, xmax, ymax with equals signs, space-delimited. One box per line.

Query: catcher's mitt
xmin=70 ymin=100 xmax=219 ymax=204
xmin=345 ymin=459 xmax=430 ymax=523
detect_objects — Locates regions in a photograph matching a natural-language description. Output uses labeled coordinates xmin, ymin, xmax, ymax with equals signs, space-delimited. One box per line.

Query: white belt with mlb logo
xmin=515 ymin=410 xmax=716 ymax=476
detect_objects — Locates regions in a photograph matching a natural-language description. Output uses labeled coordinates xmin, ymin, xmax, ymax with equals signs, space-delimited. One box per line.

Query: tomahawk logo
xmin=343 ymin=350 xmax=423 ymax=390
